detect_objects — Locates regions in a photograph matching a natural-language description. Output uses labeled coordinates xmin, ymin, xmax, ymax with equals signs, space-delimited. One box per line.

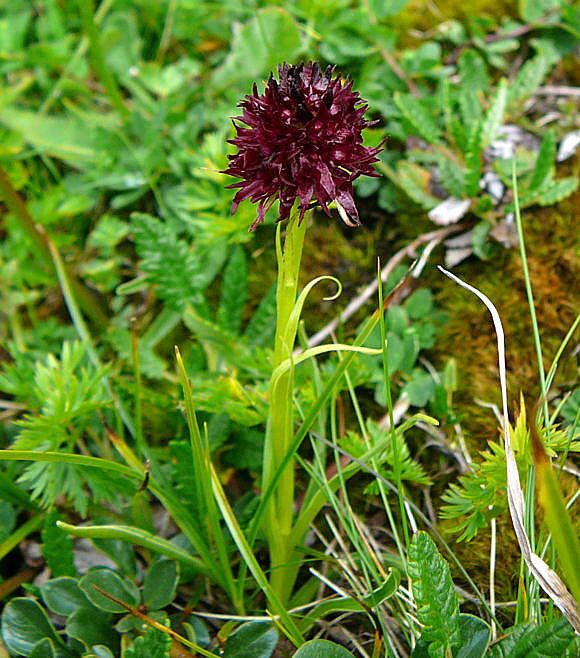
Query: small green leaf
xmin=394 ymin=92 xmax=442 ymax=145
xmin=218 ymin=245 xmax=248 ymax=336
xmin=65 ymin=607 xmax=118 ymax=652
xmin=293 ymin=639 xmax=356 ymax=657
xmin=79 ymin=568 xmax=140 ymax=613
xmin=41 ymin=577 xmax=92 ymax=616
xmin=455 ymin=614 xmax=491 ymax=658
xmin=402 ymin=371 xmax=436 ymax=407
xmin=405 ymin=289 xmax=434 ymax=320
xmin=408 ymin=531 xmax=460 ymax=657
xmin=142 ymin=561 xmax=179 ymax=611
xmin=1 ymin=598 xmax=63 ymax=656
xmin=222 ymin=622 xmax=278 ymax=658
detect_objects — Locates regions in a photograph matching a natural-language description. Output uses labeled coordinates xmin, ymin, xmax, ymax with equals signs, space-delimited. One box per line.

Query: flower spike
xmin=224 ymin=62 xmax=383 ymax=230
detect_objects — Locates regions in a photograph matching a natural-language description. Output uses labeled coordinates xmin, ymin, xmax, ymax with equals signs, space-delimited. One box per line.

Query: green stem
xmin=512 ymin=160 xmax=549 ymax=424
xmin=262 ymin=215 xmax=307 ymax=605
xmin=78 ymin=0 xmax=130 ymax=120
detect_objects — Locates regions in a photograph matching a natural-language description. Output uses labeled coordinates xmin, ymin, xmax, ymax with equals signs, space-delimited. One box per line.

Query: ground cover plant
xmin=0 ymin=0 xmax=578 ymax=656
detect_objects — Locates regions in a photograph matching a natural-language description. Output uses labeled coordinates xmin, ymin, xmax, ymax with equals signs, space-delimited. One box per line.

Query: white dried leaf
xmin=557 ymin=130 xmax=580 ymax=162
xmin=428 ymin=197 xmax=471 ymax=225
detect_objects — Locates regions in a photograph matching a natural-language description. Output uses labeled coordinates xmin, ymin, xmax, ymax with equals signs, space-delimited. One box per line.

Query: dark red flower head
xmin=224 ymin=62 xmax=383 ymax=231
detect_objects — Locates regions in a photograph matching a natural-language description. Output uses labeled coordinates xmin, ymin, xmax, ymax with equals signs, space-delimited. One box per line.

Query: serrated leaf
xmin=131 ymin=213 xmax=227 ymax=311
xmin=508 ymin=53 xmax=550 ymax=104
xmin=465 ymin=120 xmax=483 ymax=196
xmin=482 ymin=78 xmax=508 ymax=147
xmin=438 ymin=157 xmax=466 ymax=197
xmin=124 ymin=627 xmax=172 ymax=658
xmin=217 ymin=245 xmax=248 ymax=336
xmin=458 ymin=88 xmax=482 ymax=126
xmin=530 ymin=129 xmax=556 ymax=190
xmin=1 ymin=598 xmax=62 ymax=656
xmin=457 ymin=49 xmax=489 ymax=91
xmin=222 ymin=622 xmax=278 ymax=658
xmin=408 ymin=531 xmax=460 ymax=657
xmin=142 ymin=561 xmax=179 ymax=611
xmin=79 ymin=568 xmax=140 ymax=613
xmin=536 ymin=177 xmax=579 ymax=206
xmin=42 ymin=511 xmax=76 ymax=578
xmin=396 ymin=161 xmax=439 ymax=209
xmin=394 ymin=91 xmax=442 ymax=145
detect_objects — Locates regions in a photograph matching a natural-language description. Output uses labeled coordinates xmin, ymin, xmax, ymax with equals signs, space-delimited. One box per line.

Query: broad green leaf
xmin=482 ymin=78 xmax=508 ymax=147
xmin=222 ymin=622 xmax=278 ymax=658
xmin=79 ymin=568 xmax=140 ymax=613
xmin=294 ymin=639 xmax=356 ymax=657
xmin=212 ymin=8 xmax=302 ymax=91
xmin=519 ymin=0 xmax=560 ymax=22
xmin=408 ymin=531 xmax=460 ymax=657
xmin=142 ymin=560 xmax=179 ymax=611
xmin=29 ymin=637 xmax=61 ymax=658
xmin=65 ymin=608 xmax=117 ymax=652
xmin=41 ymin=577 xmax=92 ymax=616
xmin=394 ymin=91 xmax=441 ymax=145
xmin=0 ymin=109 xmax=104 ymax=168
xmin=530 ymin=129 xmax=556 ymax=190
xmin=1 ymin=598 xmax=62 ymax=656
xmin=218 ymin=245 xmax=248 ymax=336
xmin=455 ymin=614 xmax=491 ymax=658
xmin=506 ymin=617 xmax=575 ymax=657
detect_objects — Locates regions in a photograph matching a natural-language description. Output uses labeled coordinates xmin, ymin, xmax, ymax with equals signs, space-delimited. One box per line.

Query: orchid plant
xmin=224 ymin=62 xmax=384 ymax=604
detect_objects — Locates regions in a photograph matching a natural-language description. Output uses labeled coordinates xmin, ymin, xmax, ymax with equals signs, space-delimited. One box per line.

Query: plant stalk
xmin=262 ymin=214 xmax=307 ymax=605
